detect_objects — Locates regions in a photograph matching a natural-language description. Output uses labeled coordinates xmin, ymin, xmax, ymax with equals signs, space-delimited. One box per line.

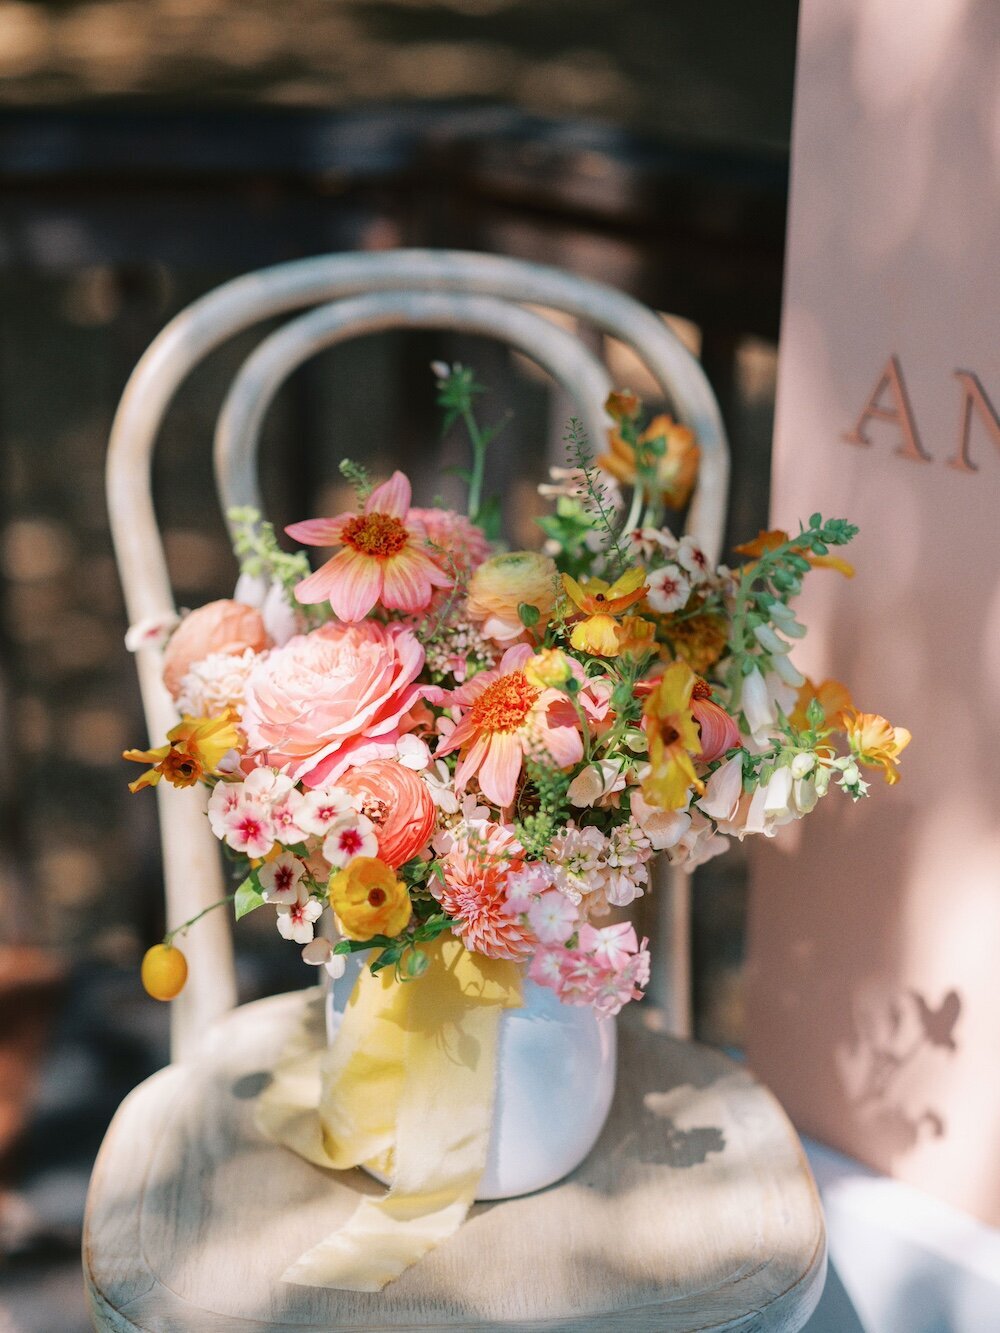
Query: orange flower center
xmin=691 ymin=679 xmax=712 ymax=700
xmin=342 ymin=512 xmax=409 ymax=558
xmin=470 ymin=670 xmax=539 ymax=733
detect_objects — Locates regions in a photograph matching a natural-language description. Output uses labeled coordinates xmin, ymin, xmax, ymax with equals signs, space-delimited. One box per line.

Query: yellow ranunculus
xmin=466 ymin=551 xmax=559 ymax=642
xmin=329 ymin=856 xmax=412 ymax=940
xmin=641 ymin=660 xmax=705 ymax=810
xmin=842 ymin=710 xmax=911 ymax=785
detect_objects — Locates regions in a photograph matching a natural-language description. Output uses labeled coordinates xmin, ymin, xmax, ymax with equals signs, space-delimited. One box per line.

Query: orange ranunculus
xmin=842 ymin=710 xmax=911 ymax=785
xmin=790 ymin=677 xmax=853 ymax=731
xmin=733 ymin=529 xmax=855 ymax=578
xmin=599 ymin=414 xmax=700 ymax=510
xmin=337 ymin=760 xmax=436 ymax=868
xmin=562 ymin=568 xmax=651 ymax=658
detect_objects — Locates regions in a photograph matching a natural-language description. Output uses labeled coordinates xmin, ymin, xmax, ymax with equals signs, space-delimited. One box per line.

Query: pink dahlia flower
xmin=286 ymin=471 xmax=452 ymax=622
xmin=434 ymin=823 xmax=536 ymax=961
xmin=240 ymin=620 xmax=425 ymax=786
xmin=408 ymin=508 xmax=492 ymax=575
xmin=437 ymin=643 xmax=583 ymax=809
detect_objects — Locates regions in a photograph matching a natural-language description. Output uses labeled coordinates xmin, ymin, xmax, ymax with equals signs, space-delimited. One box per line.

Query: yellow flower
xmin=329 ymin=856 xmax=412 ymax=940
xmin=641 ymin=661 xmax=705 ymax=810
xmin=466 ymin=551 xmax=559 ymax=642
xmin=734 ymin=529 xmax=855 ymax=579
xmin=123 ymin=712 xmax=241 ymax=793
xmin=599 ymin=414 xmax=700 ymax=510
xmin=525 ymin=647 xmax=573 ymax=689
xmin=613 ymin=615 xmax=657 ymax=660
xmin=790 ymin=677 xmax=853 ymax=731
xmin=842 ymin=710 xmax=911 ymax=785
xmin=563 ymin=568 xmax=650 ymax=657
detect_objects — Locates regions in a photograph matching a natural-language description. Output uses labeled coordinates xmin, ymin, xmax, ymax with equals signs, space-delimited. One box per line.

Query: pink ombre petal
xmin=292 ymin=557 xmax=344 ymax=606
xmin=365 ymin=470 xmax=411 ymax=518
xmin=436 ymin=712 xmax=478 ymax=757
xmin=381 ymin=549 xmax=434 ymax=613
xmin=477 ymin=732 xmax=523 ymax=808
xmin=326 ymin=549 xmax=383 ymax=623
xmin=284 ymin=516 xmax=350 ymax=546
xmin=453 ymin=732 xmax=490 ymax=791
xmin=541 ymin=716 xmax=585 ymax=768
xmin=498 ymin=642 xmax=535 ymax=673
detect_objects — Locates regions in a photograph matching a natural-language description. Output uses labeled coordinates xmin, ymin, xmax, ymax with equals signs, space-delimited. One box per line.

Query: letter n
xmin=947 ymin=371 xmax=1000 ymax=473
xmin=842 ymin=355 xmax=931 ymax=463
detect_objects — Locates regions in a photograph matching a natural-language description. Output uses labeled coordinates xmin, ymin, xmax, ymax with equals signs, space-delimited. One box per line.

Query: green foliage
xmin=516 ymin=756 xmax=572 ymax=857
xmin=433 ymin=362 xmax=508 ymax=528
xmin=339 ymin=457 xmax=373 ymax=501
xmin=562 ymin=418 xmax=630 ymax=577
xmin=234 ymin=874 xmax=265 ymax=920
xmin=227 ymin=506 xmax=325 ymax=626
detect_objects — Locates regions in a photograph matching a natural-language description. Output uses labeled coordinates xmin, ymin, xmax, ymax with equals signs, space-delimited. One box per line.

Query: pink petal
xmin=540 ymin=710 xmax=584 ymax=768
xmin=437 ymin=712 xmax=477 ymax=757
xmin=326 ymin=549 xmax=382 ymax=621
xmin=499 ymin=643 xmax=535 ymax=673
xmin=285 ymin=516 xmax=349 ymax=546
xmin=365 ymin=470 xmax=411 ymax=519
xmin=381 ymin=549 xmax=433 ymax=613
xmin=478 ymin=732 xmax=523 ymax=808
xmin=292 ymin=555 xmax=343 ymax=606
xmin=454 ymin=732 xmax=490 ymax=790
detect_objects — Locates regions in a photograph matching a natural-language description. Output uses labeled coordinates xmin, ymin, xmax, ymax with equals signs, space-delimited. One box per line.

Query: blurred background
xmin=0 ymin=2 xmax=796 ymax=1326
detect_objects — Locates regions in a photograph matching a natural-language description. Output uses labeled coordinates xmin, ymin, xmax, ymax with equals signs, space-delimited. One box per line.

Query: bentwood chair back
xmin=106 ymin=249 xmax=730 ymax=1061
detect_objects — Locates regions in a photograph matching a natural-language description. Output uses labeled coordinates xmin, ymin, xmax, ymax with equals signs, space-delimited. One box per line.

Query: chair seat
xmin=83 ymin=990 xmax=826 ymax=1331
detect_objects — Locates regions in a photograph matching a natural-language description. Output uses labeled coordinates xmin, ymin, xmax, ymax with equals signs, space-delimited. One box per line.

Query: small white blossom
xmin=298 ymin=785 xmax=355 ymax=837
xmin=646 ymin=563 xmax=691 ymax=613
xmin=676 ymin=536 xmax=711 ymax=584
xmin=222 ymin=801 xmax=274 ymax=858
xmin=301 ymin=937 xmax=348 ymax=978
xmin=276 ymin=886 xmax=323 ymax=944
xmin=176 ymin=648 xmax=258 ymax=716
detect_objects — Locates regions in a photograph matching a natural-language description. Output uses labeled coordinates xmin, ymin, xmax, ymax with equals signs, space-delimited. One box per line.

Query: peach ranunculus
xmin=240 ymin=621 xmax=426 ymax=787
xmin=286 ymin=471 xmax=452 ymax=622
xmin=598 ymin=413 xmax=700 ymax=510
xmin=465 ymin=551 xmax=559 ymax=643
xmin=162 ymin=600 xmax=269 ymax=698
xmin=337 ymin=760 xmax=436 ymax=868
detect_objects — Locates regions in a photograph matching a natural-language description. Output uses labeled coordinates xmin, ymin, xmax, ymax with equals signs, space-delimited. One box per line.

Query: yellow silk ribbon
xmin=256 ymin=938 xmax=522 ymax=1291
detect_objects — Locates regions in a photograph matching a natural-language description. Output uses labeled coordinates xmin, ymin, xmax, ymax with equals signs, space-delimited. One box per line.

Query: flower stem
xmin=163 ymin=894 xmax=235 ymax=946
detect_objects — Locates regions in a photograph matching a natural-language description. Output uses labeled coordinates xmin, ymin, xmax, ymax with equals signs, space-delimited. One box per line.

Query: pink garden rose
xmin=162 ymin=599 xmax=269 ymax=698
xmin=240 ymin=621 xmax=426 ymax=786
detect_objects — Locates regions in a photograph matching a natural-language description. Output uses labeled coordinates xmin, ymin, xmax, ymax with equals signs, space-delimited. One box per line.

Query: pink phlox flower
xmin=578 ymin=921 xmax=639 ymax=971
xmin=286 ymin=471 xmax=452 ymax=621
xmin=297 ymin=785 xmax=355 ymax=837
xmin=322 ymin=811 xmax=379 ymax=868
xmin=222 ymin=801 xmax=274 ymax=858
xmin=258 ymin=852 xmax=306 ymax=905
xmin=527 ymin=889 xmax=580 ymax=945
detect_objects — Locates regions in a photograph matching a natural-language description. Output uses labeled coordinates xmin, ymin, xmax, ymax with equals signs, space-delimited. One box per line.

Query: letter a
xmin=947 ymin=371 xmax=1000 ymax=473
xmin=842 ymin=355 xmax=931 ymax=463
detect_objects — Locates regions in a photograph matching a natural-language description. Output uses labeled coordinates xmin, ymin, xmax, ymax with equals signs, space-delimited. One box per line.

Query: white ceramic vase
xmin=326 ymin=960 xmax=617 ymax=1201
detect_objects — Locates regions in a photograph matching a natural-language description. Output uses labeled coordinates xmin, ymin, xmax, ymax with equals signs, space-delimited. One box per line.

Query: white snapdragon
xmin=567 ymin=759 xmax=627 ymax=808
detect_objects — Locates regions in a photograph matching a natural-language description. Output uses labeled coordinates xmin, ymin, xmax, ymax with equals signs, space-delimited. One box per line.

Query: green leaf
xmin=518 ymin=601 xmax=540 ymax=628
xmin=234 ymin=876 xmax=265 ymax=921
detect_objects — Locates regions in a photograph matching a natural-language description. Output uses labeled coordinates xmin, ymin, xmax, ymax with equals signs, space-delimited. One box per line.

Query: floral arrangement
xmin=127 ymin=369 xmax=908 ymax=1015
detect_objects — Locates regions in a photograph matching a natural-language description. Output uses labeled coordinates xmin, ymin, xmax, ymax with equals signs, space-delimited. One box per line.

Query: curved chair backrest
xmin=107 ymin=249 xmax=729 ymax=1059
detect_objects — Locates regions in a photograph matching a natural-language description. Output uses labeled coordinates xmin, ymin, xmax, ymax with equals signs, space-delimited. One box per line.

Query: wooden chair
xmin=87 ymin=250 xmax=825 ymax=1331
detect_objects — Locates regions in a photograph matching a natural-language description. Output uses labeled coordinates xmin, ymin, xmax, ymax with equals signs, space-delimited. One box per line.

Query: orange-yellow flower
xmin=562 ymin=567 xmax=651 ymax=657
xmin=328 ymin=856 xmax=412 ymax=940
xmin=286 ymin=471 xmax=452 ymax=621
xmin=604 ymin=388 xmax=641 ymax=423
xmin=641 ymin=661 xmax=705 ymax=810
xmin=123 ymin=712 xmax=241 ymax=793
xmin=599 ymin=414 xmax=700 ymax=509
xmin=734 ymin=529 xmax=855 ymax=578
xmin=791 ymin=677 xmax=853 ymax=731
xmin=842 ymin=710 xmax=911 ymax=785
xmin=467 ymin=551 xmax=559 ymax=642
